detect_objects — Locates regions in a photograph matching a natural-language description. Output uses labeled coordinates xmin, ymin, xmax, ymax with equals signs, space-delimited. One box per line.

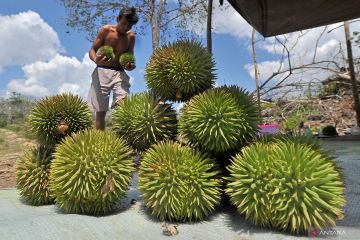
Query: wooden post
xmin=252 ymin=28 xmax=262 ymax=123
xmin=344 ymin=21 xmax=360 ymax=127
xmin=207 ymin=0 xmax=213 ymax=54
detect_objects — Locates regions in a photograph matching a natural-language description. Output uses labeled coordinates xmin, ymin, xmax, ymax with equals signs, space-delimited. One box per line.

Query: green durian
xmin=138 ymin=141 xmax=222 ymax=221
xmin=27 ymin=93 xmax=92 ymax=147
xmin=50 ymin=129 xmax=135 ymax=215
xmin=112 ymin=92 xmax=177 ymax=152
xmin=97 ymin=45 xmax=115 ymax=60
xmin=179 ymin=88 xmax=255 ymax=154
xmin=226 ymin=141 xmax=345 ymax=234
xmin=119 ymin=52 xmax=136 ymax=66
xmin=145 ymin=39 xmax=216 ymax=102
xmin=219 ymin=85 xmax=260 ymax=139
xmin=16 ymin=146 xmax=54 ymax=205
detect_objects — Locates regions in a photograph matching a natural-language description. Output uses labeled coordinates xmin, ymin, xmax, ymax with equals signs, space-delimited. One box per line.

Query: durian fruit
xmin=219 ymin=85 xmax=260 ymax=139
xmin=97 ymin=45 xmax=115 ymax=60
xmin=178 ymin=88 xmax=254 ymax=154
xmin=112 ymin=92 xmax=177 ymax=151
xmin=16 ymin=146 xmax=54 ymax=205
xmin=226 ymin=142 xmax=345 ymax=234
xmin=50 ymin=129 xmax=134 ymax=215
xmin=138 ymin=141 xmax=222 ymax=221
xmin=145 ymin=39 xmax=216 ymax=102
xmin=27 ymin=93 xmax=92 ymax=146
xmin=258 ymin=133 xmax=323 ymax=150
xmin=258 ymin=133 xmax=344 ymax=180
xmin=119 ymin=52 xmax=136 ymax=67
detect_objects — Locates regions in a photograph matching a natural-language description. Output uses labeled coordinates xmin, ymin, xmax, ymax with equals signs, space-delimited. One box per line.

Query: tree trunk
xmin=155 ymin=0 xmax=164 ymax=50
xmin=206 ymin=0 xmax=213 ymax=54
xmin=149 ymin=0 xmax=157 ymax=51
xmin=252 ymin=28 xmax=262 ymax=123
xmin=344 ymin=21 xmax=360 ymax=127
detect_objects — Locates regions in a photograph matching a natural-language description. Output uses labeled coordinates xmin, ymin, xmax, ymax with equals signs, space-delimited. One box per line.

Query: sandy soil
xmin=0 ymin=129 xmax=35 ymax=188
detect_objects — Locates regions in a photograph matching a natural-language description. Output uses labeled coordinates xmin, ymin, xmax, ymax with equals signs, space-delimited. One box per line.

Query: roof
xmin=226 ymin=0 xmax=360 ymax=37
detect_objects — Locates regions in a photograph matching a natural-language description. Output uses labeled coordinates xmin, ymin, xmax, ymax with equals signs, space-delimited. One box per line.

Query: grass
xmin=1 ymin=120 xmax=34 ymax=140
xmin=0 ymin=122 xmax=35 ymax=155
xmin=4 ymin=125 xmax=21 ymax=133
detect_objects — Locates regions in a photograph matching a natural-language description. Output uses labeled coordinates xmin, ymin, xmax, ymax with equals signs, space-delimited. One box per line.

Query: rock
xmin=162 ymin=223 xmax=179 ymax=236
xmin=307 ymin=115 xmax=324 ymax=121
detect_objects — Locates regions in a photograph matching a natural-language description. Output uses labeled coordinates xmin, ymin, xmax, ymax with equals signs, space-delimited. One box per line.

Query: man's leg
xmin=87 ymin=67 xmax=111 ymax=130
xmin=111 ymin=71 xmax=130 ymax=109
xmin=96 ymin=111 xmax=106 ymax=130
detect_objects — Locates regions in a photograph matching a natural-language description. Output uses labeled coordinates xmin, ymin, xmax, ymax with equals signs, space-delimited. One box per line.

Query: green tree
xmin=0 ymin=92 xmax=35 ymax=127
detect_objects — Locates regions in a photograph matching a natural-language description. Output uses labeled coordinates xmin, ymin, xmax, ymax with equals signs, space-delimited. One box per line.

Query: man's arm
xmin=127 ymin=31 xmax=136 ymax=54
xmin=124 ymin=31 xmax=136 ymax=70
xmin=89 ymin=26 xmax=109 ymax=64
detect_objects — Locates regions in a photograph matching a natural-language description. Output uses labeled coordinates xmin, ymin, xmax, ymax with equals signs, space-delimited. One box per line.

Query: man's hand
xmin=124 ymin=62 xmax=136 ymax=71
xmin=95 ymin=54 xmax=112 ymax=65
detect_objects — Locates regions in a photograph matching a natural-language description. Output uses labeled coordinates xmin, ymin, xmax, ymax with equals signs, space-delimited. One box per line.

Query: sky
xmin=0 ymin=0 xmax=359 ymax=103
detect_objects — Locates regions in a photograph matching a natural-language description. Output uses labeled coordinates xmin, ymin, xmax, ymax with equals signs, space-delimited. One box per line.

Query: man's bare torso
xmin=99 ymin=25 xmax=131 ymax=69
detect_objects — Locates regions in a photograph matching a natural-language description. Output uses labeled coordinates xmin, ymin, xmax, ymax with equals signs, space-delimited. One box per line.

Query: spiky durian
xmin=50 ymin=129 xmax=134 ymax=215
xmin=145 ymin=39 xmax=216 ymax=102
xmin=258 ymin=133 xmax=344 ymax=180
xmin=226 ymin=142 xmax=345 ymax=234
xmin=16 ymin=146 xmax=54 ymax=205
xmin=112 ymin=92 xmax=177 ymax=151
xmin=27 ymin=93 xmax=92 ymax=146
xmin=178 ymin=88 xmax=254 ymax=154
xmin=138 ymin=141 xmax=222 ymax=221
xmin=97 ymin=45 xmax=115 ymax=60
xmin=258 ymin=133 xmax=323 ymax=150
xmin=119 ymin=52 xmax=136 ymax=67
xmin=219 ymin=85 xmax=260 ymax=138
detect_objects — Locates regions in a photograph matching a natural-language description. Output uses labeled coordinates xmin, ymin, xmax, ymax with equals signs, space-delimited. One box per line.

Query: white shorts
xmin=87 ymin=66 xmax=130 ymax=112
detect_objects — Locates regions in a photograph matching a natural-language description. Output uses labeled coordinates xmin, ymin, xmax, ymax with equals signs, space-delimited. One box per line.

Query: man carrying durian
xmin=87 ymin=7 xmax=138 ymax=130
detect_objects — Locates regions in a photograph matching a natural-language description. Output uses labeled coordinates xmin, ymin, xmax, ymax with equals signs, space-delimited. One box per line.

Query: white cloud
xmin=7 ymin=79 xmax=49 ymax=96
xmin=0 ymin=11 xmax=62 ymax=67
xmin=6 ymin=53 xmax=138 ymax=99
xmin=7 ymin=54 xmax=96 ymax=98
xmin=58 ymin=83 xmax=82 ymax=95
xmin=1 ymin=11 xmax=138 ymax=99
xmin=244 ymin=61 xmax=282 ymax=81
xmin=186 ymin=1 xmax=252 ymax=39
xmin=212 ymin=2 xmax=252 ymax=39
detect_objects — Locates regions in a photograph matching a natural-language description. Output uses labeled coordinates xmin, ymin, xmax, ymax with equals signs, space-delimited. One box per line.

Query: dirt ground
xmin=0 ymin=129 xmax=35 ymax=188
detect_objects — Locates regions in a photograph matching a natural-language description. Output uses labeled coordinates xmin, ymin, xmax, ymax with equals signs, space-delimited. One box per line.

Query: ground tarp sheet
xmin=0 ymin=141 xmax=359 ymax=240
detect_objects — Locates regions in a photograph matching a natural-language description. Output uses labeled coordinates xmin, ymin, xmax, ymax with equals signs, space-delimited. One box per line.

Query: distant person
xmin=87 ymin=7 xmax=138 ymax=130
